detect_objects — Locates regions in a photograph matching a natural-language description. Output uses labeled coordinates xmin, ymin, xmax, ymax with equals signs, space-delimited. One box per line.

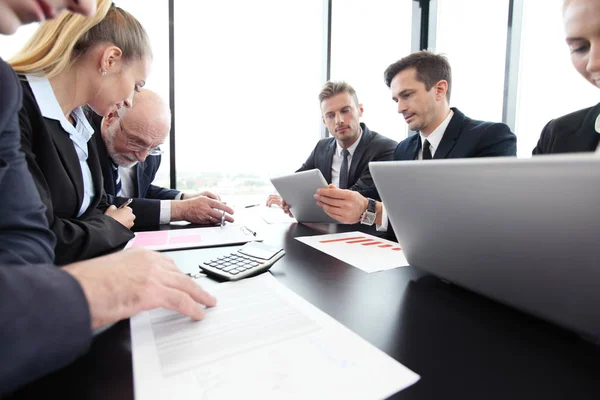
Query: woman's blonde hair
xmin=10 ymin=0 xmax=151 ymax=78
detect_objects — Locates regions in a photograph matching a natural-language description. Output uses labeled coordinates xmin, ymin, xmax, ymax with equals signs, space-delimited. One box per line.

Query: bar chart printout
xmin=295 ymin=231 xmax=408 ymax=273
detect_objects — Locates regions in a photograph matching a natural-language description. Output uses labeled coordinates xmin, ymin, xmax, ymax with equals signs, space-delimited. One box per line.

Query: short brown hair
xmin=384 ymin=51 xmax=452 ymax=101
xmin=318 ymin=81 xmax=360 ymax=107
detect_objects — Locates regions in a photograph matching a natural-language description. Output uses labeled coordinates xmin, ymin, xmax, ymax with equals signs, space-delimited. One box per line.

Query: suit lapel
xmin=434 ymin=108 xmax=464 ymax=159
xmin=92 ymin=118 xmax=118 ymax=196
xmin=348 ymin=125 xmax=371 ymax=182
xmin=409 ymin=135 xmax=420 ymax=160
xmin=87 ymin=133 xmax=105 ymax=208
xmin=323 ymin=139 xmax=336 ymax=183
xmin=49 ymin=120 xmax=84 ymax=209
xmin=572 ymin=104 xmax=600 ymax=150
xmin=136 ymin=164 xmax=146 ymax=197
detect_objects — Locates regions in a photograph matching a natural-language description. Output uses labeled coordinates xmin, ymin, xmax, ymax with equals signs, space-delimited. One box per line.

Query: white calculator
xmin=199 ymin=242 xmax=285 ymax=281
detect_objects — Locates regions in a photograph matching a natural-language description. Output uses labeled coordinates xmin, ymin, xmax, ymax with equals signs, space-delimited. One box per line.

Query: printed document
xmin=131 ymin=274 xmax=419 ymax=399
xmin=295 ymin=231 xmax=409 ymax=273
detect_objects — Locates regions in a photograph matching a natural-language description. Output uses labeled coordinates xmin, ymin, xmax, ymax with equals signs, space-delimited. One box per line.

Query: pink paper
xmin=129 ymin=231 xmax=170 ymax=248
xmin=168 ymin=234 xmax=203 ymax=245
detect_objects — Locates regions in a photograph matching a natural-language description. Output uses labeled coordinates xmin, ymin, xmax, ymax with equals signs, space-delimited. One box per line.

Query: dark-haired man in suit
xmin=92 ymin=89 xmax=234 ymax=227
xmin=266 ymin=81 xmax=398 ymax=211
xmin=314 ymin=51 xmax=517 ymax=229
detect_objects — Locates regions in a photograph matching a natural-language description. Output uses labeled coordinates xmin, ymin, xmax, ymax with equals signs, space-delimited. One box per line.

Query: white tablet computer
xmin=270 ymin=169 xmax=338 ymax=223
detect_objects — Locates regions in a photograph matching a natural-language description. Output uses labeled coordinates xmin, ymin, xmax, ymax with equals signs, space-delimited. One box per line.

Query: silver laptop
xmin=270 ymin=169 xmax=338 ymax=223
xmin=370 ymin=154 xmax=600 ymax=342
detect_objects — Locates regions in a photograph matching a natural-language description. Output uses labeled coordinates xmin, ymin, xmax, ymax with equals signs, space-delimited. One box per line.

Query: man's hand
xmin=314 ymin=184 xmax=368 ymax=224
xmin=266 ymin=194 xmax=282 ymax=207
xmin=63 ymin=248 xmax=217 ymax=329
xmin=182 ymin=191 xmax=221 ymax=201
xmin=171 ymin=196 xmax=235 ymax=224
xmin=266 ymin=194 xmax=294 ymax=217
xmin=104 ymin=205 xmax=135 ymax=229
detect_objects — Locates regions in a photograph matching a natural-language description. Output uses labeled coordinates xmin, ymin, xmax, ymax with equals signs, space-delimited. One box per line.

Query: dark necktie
xmin=423 ymin=140 xmax=432 ymax=160
xmin=339 ymin=149 xmax=350 ymax=189
xmin=112 ymin=162 xmax=123 ymax=196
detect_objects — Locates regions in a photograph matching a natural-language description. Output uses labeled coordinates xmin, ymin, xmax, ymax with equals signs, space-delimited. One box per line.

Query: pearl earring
xmin=99 ymin=68 xmax=107 ymax=76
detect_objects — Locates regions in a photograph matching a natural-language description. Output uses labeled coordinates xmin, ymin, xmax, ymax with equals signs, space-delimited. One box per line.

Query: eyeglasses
xmin=118 ymin=119 xmax=163 ymax=156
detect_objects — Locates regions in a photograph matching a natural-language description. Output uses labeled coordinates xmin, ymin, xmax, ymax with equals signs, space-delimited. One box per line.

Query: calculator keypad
xmin=203 ymin=252 xmax=264 ymax=275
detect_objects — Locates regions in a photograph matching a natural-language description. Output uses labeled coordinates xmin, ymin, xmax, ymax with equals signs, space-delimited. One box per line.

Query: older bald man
xmin=92 ymin=89 xmax=234 ymax=227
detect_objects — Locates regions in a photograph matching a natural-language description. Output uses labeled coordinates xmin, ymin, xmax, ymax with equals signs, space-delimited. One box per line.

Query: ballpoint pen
xmin=117 ymin=198 xmax=133 ymax=209
xmin=220 ymin=210 xmax=225 ymax=227
xmin=245 ymin=204 xmax=260 ymax=208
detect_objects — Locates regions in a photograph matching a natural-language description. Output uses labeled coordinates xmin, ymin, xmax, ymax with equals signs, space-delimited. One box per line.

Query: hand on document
xmin=171 ymin=196 xmax=234 ymax=225
xmin=63 ymin=248 xmax=217 ymax=329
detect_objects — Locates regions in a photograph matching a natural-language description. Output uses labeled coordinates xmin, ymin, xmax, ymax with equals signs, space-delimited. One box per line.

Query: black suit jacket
xmin=532 ymin=103 xmax=600 ymax=154
xmin=393 ymin=108 xmax=516 ymax=160
xmin=363 ymin=108 xmax=517 ymax=201
xmin=90 ymin=114 xmax=179 ymax=227
xmin=0 ymin=59 xmax=92 ymax=394
xmin=297 ymin=123 xmax=397 ymax=198
xmin=18 ymin=79 xmax=134 ymax=265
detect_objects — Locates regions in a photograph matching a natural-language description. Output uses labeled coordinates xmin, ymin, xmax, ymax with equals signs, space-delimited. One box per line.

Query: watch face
xmin=361 ymin=210 xmax=376 ymax=226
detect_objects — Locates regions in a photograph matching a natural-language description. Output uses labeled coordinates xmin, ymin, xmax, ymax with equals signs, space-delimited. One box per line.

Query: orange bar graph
xmin=346 ymin=239 xmax=375 ymax=244
xmin=318 ymin=236 xmax=402 ymax=252
xmin=319 ymin=236 xmax=364 ymax=243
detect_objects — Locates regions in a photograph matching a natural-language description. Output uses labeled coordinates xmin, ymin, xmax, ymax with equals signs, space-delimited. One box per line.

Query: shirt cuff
xmin=175 ymin=191 xmax=183 ymax=200
xmin=376 ymin=204 xmax=389 ymax=231
xmin=159 ymin=200 xmax=172 ymax=224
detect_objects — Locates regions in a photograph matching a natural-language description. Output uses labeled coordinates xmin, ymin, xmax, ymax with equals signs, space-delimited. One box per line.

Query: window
xmin=0 ymin=24 xmax=39 ymax=60
xmin=174 ymin=1 xmax=325 ymax=205
xmin=514 ymin=0 xmax=599 ymax=156
xmin=117 ymin=0 xmax=171 ymax=186
xmin=330 ymin=0 xmax=413 ymax=142
xmin=0 ymin=3 xmax=172 ymax=186
xmin=434 ymin=0 xmax=509 ymax=124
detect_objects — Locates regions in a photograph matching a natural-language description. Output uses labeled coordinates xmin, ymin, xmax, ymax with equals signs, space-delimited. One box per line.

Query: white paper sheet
xmin=131 ymin=274 xmax=419 ymax=400
xmin=260 ymin=205 xmax=297 ymax=224
xmin=295 ymin=231 xmax=409 ymax=273
xmin=124 ymin=224 xmax=261 ymax=251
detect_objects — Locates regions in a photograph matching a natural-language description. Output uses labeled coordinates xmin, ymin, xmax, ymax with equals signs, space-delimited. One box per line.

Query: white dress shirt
xmin=595 ymin=114 xmax=600 ymax=153
xmin=27 ymin=75 xmax=95 ymax=217
xmin=118 ymin=165 xmax=182 ymax=224
xmin=331 ymin=128 xmax=362 ymax=188
xmin=378 ymin=110 xmax=454 ymax=231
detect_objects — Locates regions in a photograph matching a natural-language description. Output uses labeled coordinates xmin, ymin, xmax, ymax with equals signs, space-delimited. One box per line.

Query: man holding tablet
xmin=313 ymin=52 xmax=517 ymax=230
xmin=266 ymin=81 xmax=398 ymax=211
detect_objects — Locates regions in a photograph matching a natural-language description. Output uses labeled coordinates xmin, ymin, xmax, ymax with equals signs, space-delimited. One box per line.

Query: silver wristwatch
xmin=360 ymin=198 xmax=377 ymax=226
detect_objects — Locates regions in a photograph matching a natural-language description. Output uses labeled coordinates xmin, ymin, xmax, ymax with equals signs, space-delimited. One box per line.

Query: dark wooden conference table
xmin=10 ymin=218 xmax=600 ymax=399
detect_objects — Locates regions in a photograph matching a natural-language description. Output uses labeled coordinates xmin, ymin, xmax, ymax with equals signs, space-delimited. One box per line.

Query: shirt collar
xmin=419 ymin=109 xmax=454 ymax=153
xmin=595 ymin=113 xmax=600 ymax=134
xmin=336 ymin=127 xmax=362 ymax=157
xmin=26 ymin=75 xmax=94 ymax=141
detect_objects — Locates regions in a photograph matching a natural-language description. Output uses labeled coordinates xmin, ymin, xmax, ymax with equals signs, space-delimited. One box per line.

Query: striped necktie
xmin=112 ymin=162 xmax=123 ymax=196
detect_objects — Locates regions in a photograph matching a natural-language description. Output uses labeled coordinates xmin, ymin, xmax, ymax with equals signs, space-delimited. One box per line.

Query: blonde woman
xmin=11 ymin=0 xmax=151 ymax=264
